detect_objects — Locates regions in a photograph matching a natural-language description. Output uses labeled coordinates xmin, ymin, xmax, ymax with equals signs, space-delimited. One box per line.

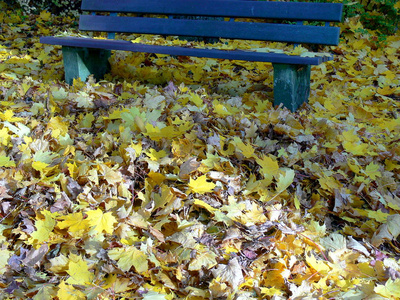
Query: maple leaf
xmin=212 ymin=257 xmax=244 ymax=288
xmin=0 ymin=110 xmax=23 ymax=122
xmin=86 ymin=209 xmax=117 ymax=234
xmin=189 ymin=246 xmax=218 ymax=270
xmin=57 ymin=281 xmax=86 ymax=300
xmin=267 ymin=169 xmax=295 ymax=202
xmin=108 ymin=246 xmax=148 ymax=274
xmin=0 ymin=156 xmax=15 ymax=167
xmin=0 ymin=249 xmax=11 ymax=275
xmin=256 ymin=154 xmax=280 ymax=182
xmin=47 ymin=116 xmax=69 ymax=138
xmin=28 ymin=210 xmax=57 ymax=245
xmin=99 ymin=164 xmax=123 ymax=185
xmin=375 ymin=278 xmax=400 ymax=298
xmin=306 ymin=253 xmax=330 ymax=276
xmin=276 ymin=169 xmax=295 ymax=192
xmin=0 ymin=128 xmax=11 ymax=147
xmin=57 ymin=212 xmax=90 ymax=235
xmin=363 ymin=162 xmax=381 ymax=180
xmin=39 ymin=10 xmax=51 ymax=22
xmin=66 ymin=254 xmax=94 ymax=285
xmin=232 ymin=137 xmax=255 ymax=158
xmin=188 ymin=175 xmax=216 ymax=194
xmin=75 ymin=91 xmax=93 ymax=108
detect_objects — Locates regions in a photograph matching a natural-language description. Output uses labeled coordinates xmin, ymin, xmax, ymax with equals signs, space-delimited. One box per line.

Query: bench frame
xmin=40 ymin=0 xmax=343 ymax=111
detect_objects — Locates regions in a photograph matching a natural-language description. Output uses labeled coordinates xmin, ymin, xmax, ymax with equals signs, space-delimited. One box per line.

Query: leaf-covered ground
xmin=1 ymin=4 xmax=400 ymax=300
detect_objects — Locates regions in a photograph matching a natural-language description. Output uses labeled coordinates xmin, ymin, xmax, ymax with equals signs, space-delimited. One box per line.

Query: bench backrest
xmin=80 ymin=0 xmax=343 ymax=46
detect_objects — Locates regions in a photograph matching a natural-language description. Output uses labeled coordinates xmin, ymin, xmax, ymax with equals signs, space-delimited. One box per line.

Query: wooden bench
xmin=40 ymin=0 xmax=343 ymax=111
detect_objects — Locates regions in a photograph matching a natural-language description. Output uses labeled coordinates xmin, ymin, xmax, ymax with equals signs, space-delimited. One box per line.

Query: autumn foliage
xmin=0 ymin=3 xmax=400 ymax=300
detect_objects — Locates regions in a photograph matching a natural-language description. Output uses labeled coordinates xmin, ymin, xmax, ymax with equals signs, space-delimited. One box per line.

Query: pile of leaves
xmin=1 ymin=4 xmax=400 ymax=300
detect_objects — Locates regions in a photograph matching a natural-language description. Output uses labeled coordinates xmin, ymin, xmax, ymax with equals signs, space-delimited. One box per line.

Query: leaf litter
xmin=0 ymin=3 xmax=400 ymax=299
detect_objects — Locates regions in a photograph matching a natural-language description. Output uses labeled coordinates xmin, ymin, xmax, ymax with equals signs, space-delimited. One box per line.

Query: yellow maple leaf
xmin=367 ymin=210 xmax=389 ymax=223
xmin=66 ymin=254 xmax=94 ymax=285
xmin=145 ymin=124 xmax=183 ymax=141
xmin=306 ymin=253 xmax=330 ymax=276
xmin=377 ymin=86 xmax=397 ymax=96
xmin=32 ymin=161 xmax=49 ymax=172
xmin=0 ymin=128 xmax=11 ymax=146
xmin=130 ymin=142 xmax=143 ymax=157
xmin=57 ymin=212 xmax=90 ymax=235
xmin=47 ymin=116 xmax=69 ymax=138
xmin=363 ymin=162 xmax=381 ymax=180
xmin=86 ymin=209 xmax=117 ymax=234
xmin=342 ymin=141 xmax=369 ymax=156
xmin=28 ymin=210 xmax=57 ymax=245
xmin=256 ymin=155 xmax=280 ymax=182
xmin=0 ymin=249 xmax=11 ymax=275
xmin=108 ymin=246 xmax=148 ymax=274
xmin=189 ymin=92 xmax=204 ymax=107
xmin=146 ymin=149 xmax=167 ymax=161
xmin=232 ymin=137 xmax=255 ymax=158
xmin=99 ymin=164 xmax=123 ymax=185
xmin=0 ymin=156 xmax=15 ymax=167
xmin=39 ymin=10 xmax=51 ymax=22
xmin=375 ymin=278 xmax=400 ymax=298
xmin=341 ymin=130 xmax=360 ymax=143
xmin=189 ymin=175 xmax=216 ymax=194
xmin=318 ymin=176 xmax=341 ymax=191
xmin=0 ymin=110 xmax=23 ymax=122
xmin=189 ymin=248 xmax=218 ymax=271
xmin=57 ymin=281 xmax=86 ymax=300
xmin=147 ymin=171 xmax=166 ymax=185
xmin=214 ymin=103 xmax=232 ymax=116
xmin=290 ymin=45 xmax=308 ymax=56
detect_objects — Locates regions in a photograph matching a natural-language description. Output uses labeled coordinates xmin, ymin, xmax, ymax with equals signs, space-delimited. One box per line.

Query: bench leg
xmin=272 ymin=63 xmax=311 ymax=112
xmin=62 ymin=46 xmax=111 ymax=85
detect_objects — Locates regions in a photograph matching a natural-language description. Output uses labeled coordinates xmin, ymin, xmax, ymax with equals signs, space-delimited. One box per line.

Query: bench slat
xmin=81 ymin=0 xmax=343 ymax=22
xmin=79 ymin=15 xmax=341 ymax=45
xmin=40 ymin=36 xmax=333 ymax=65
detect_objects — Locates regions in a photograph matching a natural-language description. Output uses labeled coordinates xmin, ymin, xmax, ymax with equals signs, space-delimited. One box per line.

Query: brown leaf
xmin=179 ymin=157 xmax=200 ymax=180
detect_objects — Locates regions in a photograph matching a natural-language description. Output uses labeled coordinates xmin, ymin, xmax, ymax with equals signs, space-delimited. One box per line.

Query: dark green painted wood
xmin=173 ymin=16 xmax=223 ymax=44
xmin=62 ymin=46 xmax=111 ymax=84
xmin=79 ymin=15 xmax=341 ymax=45
xmin=273 ymin=64 xmax=311 ymax=112
xmin=41 ymin=37 xmax=332 ymax=65
xmin=81 ymin=0 xmax=343 ymax=22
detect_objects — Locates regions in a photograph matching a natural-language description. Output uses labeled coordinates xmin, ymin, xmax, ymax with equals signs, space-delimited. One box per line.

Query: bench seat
xmin=41 ymin=36 xmax=333 ymax=65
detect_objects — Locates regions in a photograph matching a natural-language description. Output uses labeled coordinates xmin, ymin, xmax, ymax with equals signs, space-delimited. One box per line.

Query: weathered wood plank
xmin=79 ymin=15 xmax=341 ymax=45
xmin=81 ymin=0 xmax=343 ymax=22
